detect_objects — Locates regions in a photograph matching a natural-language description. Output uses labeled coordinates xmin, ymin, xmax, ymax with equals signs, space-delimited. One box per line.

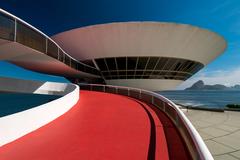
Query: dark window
xmin=47 ymin=40 xmax=58 ymax=59
xmin=135 ymin=75 xmax=142 ymax=79
xmin=118 ymin=71 xmax=126 ymax=76
xmin=105 ymin=76 xmax=112 ymax=80
xmin=71 ymin=60 xmax=77 ymax=69
xmin=173 ymin=62 xmax=182 ymax=71
xmin=190 ymin=63 xmax=203 ymax=74
xmin=77 ymin=63 xmax=84 ymax=71
xmin=127 ymin=71 xmax=135 ymax=75
xmin=184 ymin=61 xmax=195 ymax=72
xmin=119 ymin=75 xmax=127 ymax=79
xmin=64 ymin=55 xmax=70 ymax=66
xmin=163 ymin=59 xmax=176 ymax=70
xmin=127 ymin=75 xmax=134 ymax=79
xmin=97 ymin=56 xmax=203 ymax=81
xmin=142 ymin=75 xmax=150 ymax=79
xmin=152 ymin=71 xmax=160 ymax=75
xmin=155 ymin=58 xmax=168 ymax=70
xmin=146 ymin=57 xmax=158 ymax=70
xmin=16 ymin=21 xmax=46 ymax=53
xmin=58 ymin=50 xmax=64 ymax=62
xmin=0 ymin=12 xmax=15 ymax=41
xmin=95 ymin=59 xmax=108 ymax=71
xmin=106 ymin=58 xmax=116 ymax=70
xmin=144 ymin=71 xmax=152 ymax=75
xmin=110 ymin=71 xmax=118 ymax=76
xmin=93 ymin=69 xmax=101 ymax=76
xmin=127 ymin=57 xmax=137 ymax=70
xmin=116 ymin=57 xmax=126 ymax=70
xmin=102 ymin=72 xmax=110 ymax=76
xmin=176 ymin=60 xmax=187 ymax=71
xmin=111 ymin=76 xmax=119 ymax=79
xmin=81 ymin=60 xmax=96 ymax=68
xmin=137 ymin=57 xmax=148 ymax=70
xmin=135 ymin=71 xmax=144 ymax=75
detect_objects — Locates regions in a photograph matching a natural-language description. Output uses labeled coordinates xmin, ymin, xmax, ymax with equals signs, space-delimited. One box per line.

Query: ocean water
xmin=0 ymin=93 xmax=61 ymax=117
xmin=157 ymin=90 xmax=240 ymax=109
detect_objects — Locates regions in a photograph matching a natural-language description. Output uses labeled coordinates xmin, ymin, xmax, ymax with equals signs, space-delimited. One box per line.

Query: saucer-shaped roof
xmin=52 ymin=22 xmax=227 ymax=65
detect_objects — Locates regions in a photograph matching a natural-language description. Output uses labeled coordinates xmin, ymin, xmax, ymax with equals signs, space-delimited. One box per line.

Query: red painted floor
xmin=0 ymin=91 xmax=171 ymax=160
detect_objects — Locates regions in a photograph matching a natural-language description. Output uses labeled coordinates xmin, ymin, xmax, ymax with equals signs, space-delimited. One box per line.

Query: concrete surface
xmin=183 ymin=109 xmax=240 ymax=160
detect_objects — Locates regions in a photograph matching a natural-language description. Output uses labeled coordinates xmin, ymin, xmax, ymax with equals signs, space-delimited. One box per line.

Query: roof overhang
xmin=52 ymin=22 xmax=227 ymax=65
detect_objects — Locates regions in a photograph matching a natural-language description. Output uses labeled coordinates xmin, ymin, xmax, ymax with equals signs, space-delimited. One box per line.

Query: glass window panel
xmin=135 ymin=76 xmax=142 ymax=79
xmin=58 ymin=50 xmax=64 ymax=62
xmin=146 ymin=57 xmax=158 ymax=70
xmin=127 ymin=57 xmax=137 ymax=70
xmin=127 ymin=71 xmax=135 ymax=75
xmin=77 ymin=63 xmax=84 ymax=71
xmin=190 ymin=63 xmax=203 ymax=74
xmin=111 ymin=76 xmax=118 ymax=79
xmin=95 ymin=59 xmax=108 ymax=71
xmin=127 ymin=75 xmax=134 ymax=79
xmin=71 ymin=60 xmax=77 ymax=69
xmin=135 ymin=71 xmax=143 ymax=75
xmin=162 ymin=59 xmax=176 ymax=70
xmin=177 ymin=60 xmax=187 ymax=71
xmin=102 ymin=72 xmax=110 ymax=76
xmin=155 ymin=58 xmax=168 ymax=70
xmin=118 ymin=71 xmax=126 ymax=75
xmin=142 ymin=75 xmax=150 ymax=79
xmin=119 ymin=75 xmax=127 ymax=79
xmin=173 ymin=62 xmax=182 ymax=71
xmin=137 ymin=57 xmax=148 ymax=70
xmin=91 ymin=68 xmax=100 ymax=75
xmin=117 ymin=57 xmax=126 ymax=70
xmin=64 ymin=55 xmax=70 ymax=66
xmin=47 ymin=40 xmax=58 ymax=59
xmin=152 ymin=71 xmax=160 ymax=75
xmin=17 ymin=21 xmax=46 ymax=53
xmin=184 ymin=61 xmax=195 ymax=72
xmin=110 ymin=71 xmax=118 ymax=75
xmin=105 ymin=76 xmax=111 ymax=80
xmin=106 ymin=58 xmax=116 ymax=70
xmin=81 ymin=60 xmax=95 ymax=68
xmin=144 ymin=71 xmax=152 ymax=75
xmin=0 ymin=12 xmax=15 ymax=41
xmin=85 ymin=67 xmax=92 ymax=74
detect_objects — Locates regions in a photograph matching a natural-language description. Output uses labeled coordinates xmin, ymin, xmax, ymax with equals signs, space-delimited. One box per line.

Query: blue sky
xmin=0 ymin=0 xmax=240 ymax=88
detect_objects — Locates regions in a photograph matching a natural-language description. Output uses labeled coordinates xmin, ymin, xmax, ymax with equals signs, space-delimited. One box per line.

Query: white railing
xmin=79 ymin=83 xmax=213 ymax=160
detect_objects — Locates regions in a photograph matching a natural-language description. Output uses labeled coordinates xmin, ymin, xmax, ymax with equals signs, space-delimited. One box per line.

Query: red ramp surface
xmin=0 ymin=91 xmax=170 ymax=160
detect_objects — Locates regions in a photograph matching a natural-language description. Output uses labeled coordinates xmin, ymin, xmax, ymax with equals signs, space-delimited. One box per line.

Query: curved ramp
xmin=0 ymin=91 xmax=190 ymax=159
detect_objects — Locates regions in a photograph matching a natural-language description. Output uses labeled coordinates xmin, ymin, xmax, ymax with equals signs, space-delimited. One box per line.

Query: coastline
xmin=176 ymin=103 xmax=225 ymax=112
xmin=176 ymin=103 xmax=240 ymax=112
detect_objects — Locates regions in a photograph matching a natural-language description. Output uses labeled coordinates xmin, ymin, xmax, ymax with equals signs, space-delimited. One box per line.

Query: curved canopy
xmin=52 ymin=22 xmax=227 ymax=65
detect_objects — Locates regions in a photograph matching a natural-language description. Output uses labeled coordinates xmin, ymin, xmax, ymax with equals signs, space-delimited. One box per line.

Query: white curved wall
xmin=52 ymin=22 xmax=227 ymax=65
xmin=0 ymin=77 xmax=79 ymax=146
xmin=106 ymin=79 xmax=183 ymax=91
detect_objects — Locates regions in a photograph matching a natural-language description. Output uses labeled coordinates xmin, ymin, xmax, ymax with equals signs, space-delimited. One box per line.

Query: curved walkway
xmin=0 ymin=91 xmax=189 ymax=159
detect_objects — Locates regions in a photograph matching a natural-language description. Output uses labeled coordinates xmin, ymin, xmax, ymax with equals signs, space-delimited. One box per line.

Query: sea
xmin=0 ymin=93 xmax=61 ymax=117
xmin=157 ymin=90 xmax=240 ymax=109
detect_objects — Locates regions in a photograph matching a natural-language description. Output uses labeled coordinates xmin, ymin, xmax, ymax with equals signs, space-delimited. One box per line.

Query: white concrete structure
xmin=53 ymin=22 xmax=227 ymax=90
xmin=0 ymin=77 xmax=79 ymax=146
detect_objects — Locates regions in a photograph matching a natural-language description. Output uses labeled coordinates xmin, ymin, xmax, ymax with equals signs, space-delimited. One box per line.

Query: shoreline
xmin=176 ymin=103 xmax=240 ymax=112
xmin=176 ymin=103 xmax=225 ymax=112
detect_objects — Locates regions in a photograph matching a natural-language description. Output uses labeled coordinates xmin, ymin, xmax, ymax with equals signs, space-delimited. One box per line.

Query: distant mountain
xmin=185 ymin=80 xmax=240 ymax=90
